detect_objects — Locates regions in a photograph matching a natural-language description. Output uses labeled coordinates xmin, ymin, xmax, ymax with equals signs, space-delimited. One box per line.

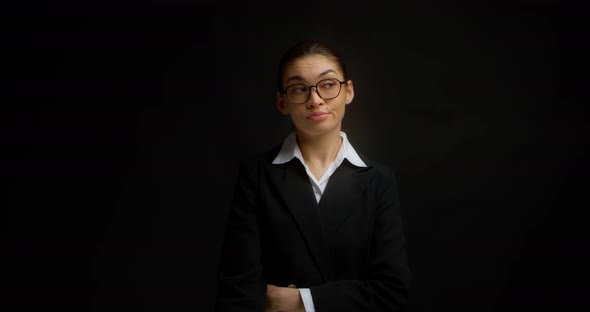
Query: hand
xmin=265 ymin=284 xmax=305 ymax=312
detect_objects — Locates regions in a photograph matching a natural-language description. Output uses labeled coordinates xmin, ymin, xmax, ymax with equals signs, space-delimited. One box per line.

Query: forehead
xmin=283 ymin=54 xmax=343 ymax=81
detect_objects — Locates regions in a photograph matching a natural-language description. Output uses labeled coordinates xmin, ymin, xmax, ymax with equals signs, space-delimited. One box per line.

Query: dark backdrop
xmin=7 ymin=1 xmax=587 ymax=311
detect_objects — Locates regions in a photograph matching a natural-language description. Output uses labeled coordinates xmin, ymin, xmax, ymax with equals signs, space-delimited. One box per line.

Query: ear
xmin=344 ymin=80 xmax=355 ymax=105
xmin=276 ymin=91 xmax=289 ymax=115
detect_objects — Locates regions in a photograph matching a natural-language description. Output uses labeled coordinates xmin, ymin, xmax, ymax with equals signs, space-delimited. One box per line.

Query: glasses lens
xmin=317 ymin=79 xmax=341 ymax=99
xmin=286 ymin=84 xmax=309 ymax=104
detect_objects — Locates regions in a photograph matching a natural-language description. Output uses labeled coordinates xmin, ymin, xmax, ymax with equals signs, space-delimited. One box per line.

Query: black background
xmin=6 ymin=1 xmax=587 ymax=311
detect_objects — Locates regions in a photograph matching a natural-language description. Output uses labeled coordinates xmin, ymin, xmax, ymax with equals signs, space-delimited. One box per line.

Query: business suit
xmin=216 ymin=143 xmax=411 ymax=312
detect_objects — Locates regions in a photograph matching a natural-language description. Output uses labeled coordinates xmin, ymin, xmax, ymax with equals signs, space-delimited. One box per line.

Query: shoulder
xmin=237 ymin=143 xmax=282 ymax=171
xmin=357 ymin=151 xmax=396 ymax=176
xmin=355 ymin=151 xmax=398 ymax=189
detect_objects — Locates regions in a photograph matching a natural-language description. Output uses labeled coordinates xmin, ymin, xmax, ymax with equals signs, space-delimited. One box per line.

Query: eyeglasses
xmin=281 ymin=78 xmax=347 ymax=104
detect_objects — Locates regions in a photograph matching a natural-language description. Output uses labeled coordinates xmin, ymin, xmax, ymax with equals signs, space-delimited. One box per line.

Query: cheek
xmin=328 ymin=101 xmax=346 ymax=113
xmin=288 ymin=110 xmax=305 ymax=121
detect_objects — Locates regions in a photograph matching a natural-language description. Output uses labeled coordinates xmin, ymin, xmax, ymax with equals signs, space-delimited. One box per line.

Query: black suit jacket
xmin=216 ymin=144 xmax=410 ymax=312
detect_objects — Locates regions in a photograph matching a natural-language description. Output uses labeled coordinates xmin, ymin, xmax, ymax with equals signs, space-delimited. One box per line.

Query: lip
xmin=307 ymin=111 xmax=329 ymax=121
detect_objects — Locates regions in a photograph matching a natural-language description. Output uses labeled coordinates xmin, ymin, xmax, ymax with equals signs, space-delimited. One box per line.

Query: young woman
xmin=216 ymin=40 xmax=411 ymax=312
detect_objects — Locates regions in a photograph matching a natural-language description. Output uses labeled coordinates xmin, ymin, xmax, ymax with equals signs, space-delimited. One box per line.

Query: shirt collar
xmin=272 ymin=130 xmax=367 ymax=168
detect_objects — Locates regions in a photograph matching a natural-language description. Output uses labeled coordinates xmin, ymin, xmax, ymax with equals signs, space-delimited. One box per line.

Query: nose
xmin=306 ymin=86 xmax=324 ymax=108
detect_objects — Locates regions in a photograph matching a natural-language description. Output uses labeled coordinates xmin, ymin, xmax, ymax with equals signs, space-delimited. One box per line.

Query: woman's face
xmin=277 ymin=54 xmax=354 ymax=137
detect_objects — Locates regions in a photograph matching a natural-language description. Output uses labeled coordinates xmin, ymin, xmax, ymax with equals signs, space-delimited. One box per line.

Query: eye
xmin=319 ymin=80 xmax=337 ymax=89
xmin=289 ymin=85 xmax=308 ymax=94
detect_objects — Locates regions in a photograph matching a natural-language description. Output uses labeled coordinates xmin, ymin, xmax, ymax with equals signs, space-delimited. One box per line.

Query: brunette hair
xmin=276 ymin=40 xmax=348 ymax=92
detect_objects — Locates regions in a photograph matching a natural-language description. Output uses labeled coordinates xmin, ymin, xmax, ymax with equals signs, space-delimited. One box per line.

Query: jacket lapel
xmin=264 ymin=155 xmax=375 ymax=283
xmin=266 ymin=159 xmax=333 ymax=282
xmin=319 ymin=159 xmax=375 ymax=237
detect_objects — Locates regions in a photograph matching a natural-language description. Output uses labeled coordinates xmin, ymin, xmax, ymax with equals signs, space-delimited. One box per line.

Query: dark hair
xmin=276 ymin=40 xmax=348 ymax=92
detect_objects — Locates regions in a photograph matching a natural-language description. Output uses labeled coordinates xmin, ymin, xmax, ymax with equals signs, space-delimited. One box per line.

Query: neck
xmin=295 ymin=127 xmax=343 ymax=168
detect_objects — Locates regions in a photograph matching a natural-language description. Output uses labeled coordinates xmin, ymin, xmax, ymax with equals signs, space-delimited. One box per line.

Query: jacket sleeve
xmin=310 ymin=168 xmax=411 ymax=311
xmin=215 ymin=159 xmax=266 ymax=312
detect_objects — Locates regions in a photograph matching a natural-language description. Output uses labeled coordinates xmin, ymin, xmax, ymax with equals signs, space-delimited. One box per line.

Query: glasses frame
xmin=281 ymin=78 xmax=348 ymax=104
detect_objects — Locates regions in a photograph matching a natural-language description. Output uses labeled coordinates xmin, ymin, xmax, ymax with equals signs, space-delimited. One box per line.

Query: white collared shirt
xmin=271 ymin=130 xmax=367 ymax=312
xmin=272 ymin=130 xmax=367 ymax=203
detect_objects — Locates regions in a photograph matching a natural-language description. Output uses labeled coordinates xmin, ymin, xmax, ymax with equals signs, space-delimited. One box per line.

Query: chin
xmin=299 ymin=124 xmax=339 ymax=137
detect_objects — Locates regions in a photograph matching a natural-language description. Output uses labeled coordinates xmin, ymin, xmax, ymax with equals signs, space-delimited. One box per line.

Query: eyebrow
xmin=285 ymin=69 xmax=338 ymax=84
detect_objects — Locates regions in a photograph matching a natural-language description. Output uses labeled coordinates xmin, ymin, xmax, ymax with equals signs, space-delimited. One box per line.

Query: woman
xmin=216 ymin=40 xmax=411 ymax=312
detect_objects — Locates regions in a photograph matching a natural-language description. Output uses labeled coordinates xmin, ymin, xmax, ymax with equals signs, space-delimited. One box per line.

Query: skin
xmin=268 ymin=54 xmax=355 ymax=311
xmin=276 ymin=54 xmax=355 ymax=181
xmin=265 ymin=284 xmax=304 ymax=312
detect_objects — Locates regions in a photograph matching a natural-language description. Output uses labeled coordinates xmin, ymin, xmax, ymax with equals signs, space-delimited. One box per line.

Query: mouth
xmin=307 ymin=111 xmax=329 ymax=121
xmin=308 ymin=111 xmax=328 ymax=118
